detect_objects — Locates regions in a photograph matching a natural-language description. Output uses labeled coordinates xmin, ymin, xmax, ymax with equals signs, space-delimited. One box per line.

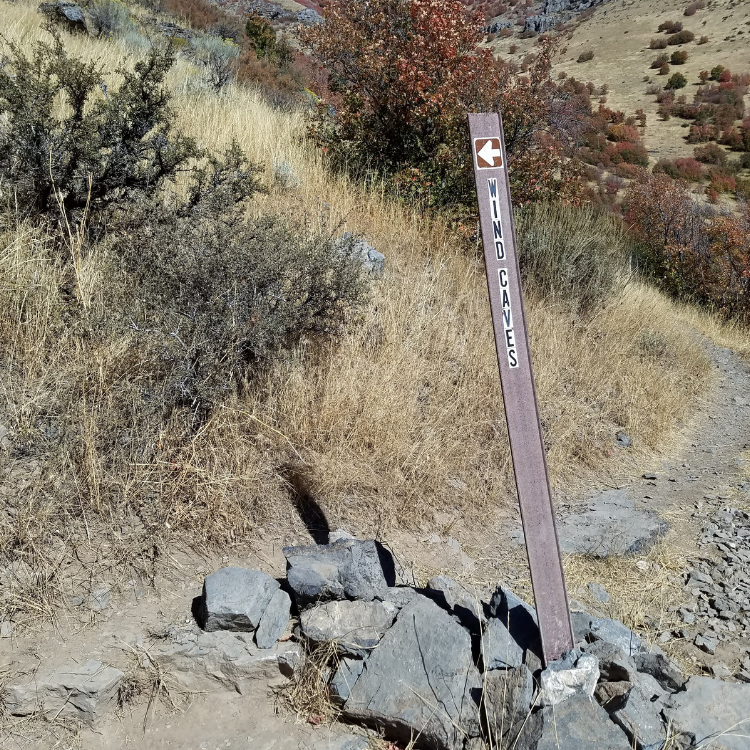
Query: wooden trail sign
xmin=468 ymin=113 xmax=574 ymax=665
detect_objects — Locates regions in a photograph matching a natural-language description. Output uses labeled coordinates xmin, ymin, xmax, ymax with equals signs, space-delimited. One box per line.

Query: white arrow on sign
xmin=477 ymin=138 xmax=502 ymax=168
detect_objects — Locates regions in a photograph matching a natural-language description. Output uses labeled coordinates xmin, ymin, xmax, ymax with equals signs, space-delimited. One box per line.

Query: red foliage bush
xmin=302 ymin=0 xmax=587 ymax=209
xmin=626 ymin=172 xmax=750 ymax=321
xmin=607 ymin=123 xmax=640 ymax=142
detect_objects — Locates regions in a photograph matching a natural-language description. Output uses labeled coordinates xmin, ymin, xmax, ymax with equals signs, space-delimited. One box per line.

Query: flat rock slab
xmin=516 ymin=695 xmax=631 ymax=750
xmin=483 ymin=666 xmax=534 ymax=746
xmin=4 ymin=660 xmax=124 ymax=726
xmin=426 ymin=575 xmax=487 ymax=632
xmin=300 ymin=600 xmax=396 ymax=656
xmin=663 ymin=676 xmax=750 ymax=750
xmin=481 ymin=617 xmax=524 ymax=670
xmin=343 ymin=595 xmax=481 ymax=750
xmin=284 ymin=539 xmax=391 ymax=608
xmin=201 ymin=566 xmax=279 ymax=632
xmin=148 ymin=628 xmax=301 ymax=693
xmin=255 ymin=588 xmax=291 ymax=649
xmin=511 ymin=489 xmax=667 ymax=557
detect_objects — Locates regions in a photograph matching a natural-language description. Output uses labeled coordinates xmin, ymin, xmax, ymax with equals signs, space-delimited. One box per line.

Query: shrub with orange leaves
xmin=625 ymin=171 xmax=750 ymax=321
xmin=302 ymin=0 xmax=585 ymax=210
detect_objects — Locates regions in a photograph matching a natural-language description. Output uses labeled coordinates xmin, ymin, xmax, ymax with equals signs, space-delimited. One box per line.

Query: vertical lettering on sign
xmin=489 ymin=179 xmax=518 ymax=369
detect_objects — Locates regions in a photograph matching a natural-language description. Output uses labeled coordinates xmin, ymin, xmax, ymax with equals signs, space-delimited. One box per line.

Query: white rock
xmin=540 ymin=652 xmax=599 ymax=707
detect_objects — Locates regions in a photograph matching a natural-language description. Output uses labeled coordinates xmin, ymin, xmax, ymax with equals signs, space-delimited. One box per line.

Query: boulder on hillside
xmin=38 ymin=1 xmax=87 ymax=33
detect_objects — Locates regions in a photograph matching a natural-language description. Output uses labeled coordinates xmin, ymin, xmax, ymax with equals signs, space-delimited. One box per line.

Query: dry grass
xmin=0 ymin=0 xmax=742 ymax=626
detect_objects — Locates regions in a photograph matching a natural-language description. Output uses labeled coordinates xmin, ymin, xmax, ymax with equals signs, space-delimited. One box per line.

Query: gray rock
xmin=149 ymin=629 xmax=301 ymax=692
xmin=0 ymin=422 xmax=11 ymax=451
xmin=426 ymin=575 xmax=487 ymax=632
xmin=483 ymin=665 xmax=534 ymax=745
xmin=588 ymin=582 xmax=611 ymax=603
xmin=343 ymin=596 xmax=481 ymax=750
xmin=539 ymin=651 xmax=599 ymax=707
xmin=272 ymin=159 xmax=301 ymax=189
xmin=481 ymin=617 xmax=524 ymax=670
xmin=200 ymin=567 xmax=279 ymax=632
xmin=86 ymin=586 xmax=110 ymax=611
xmin=376 ymin=586 xmax=421 ymax=610
xmin=633 ymin=651 xmax=685 ymax=692
xmin=695 ymin=633 xmax=718 ymax=655
xmin=616 ymin=431 xmax=632 ymax=448
xmin=38 ymin=1 xmax=87 ymax=32
xmin=524 ymin=13 xmax=560 ymax=33
xmin=297 ymin=7 xmax=323 ymax=24
xmin=556 ymin=490 xmax=667 ymax=557
xmin=329 ymin=528 xmax=355 ymax=544
xmin=255 ymin=589 xmax=291 ymax=648
xmin=0 ymin=621 xmax=14 ymax=638
xmin=663 ymin=676 xmax=750 ymax=750
xmin=582 ymin=641 xmax=636 ymax=683
xmin=611 ymin=679 xmax=668 ymax=750
xmin=515 ymin=694 xmax=631 ymax=750
xmin=488 ymin=585 xmax=541 ymax=660
xmin=300 ymin=600 xmax=396 ymax=656
xmin=284 ymin=538 xmax=390 ymax=608
xmin=337 ymin=232 xmax=385 ymax=276
xmin=4 ymin=660 xmax=123 ymax=726
xmin=588 ymin=616 xmax=644 ymax=657
xmin=329 ymin=657 xmax=365 ymax=705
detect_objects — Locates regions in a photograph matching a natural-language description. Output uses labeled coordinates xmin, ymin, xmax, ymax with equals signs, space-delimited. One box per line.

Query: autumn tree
xmin=302 ymin=0 xmax=586 ymax=209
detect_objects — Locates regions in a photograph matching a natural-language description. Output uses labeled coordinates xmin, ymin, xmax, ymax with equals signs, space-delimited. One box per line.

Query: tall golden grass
xmin=0 ymin=0 xmax=736 ymax=622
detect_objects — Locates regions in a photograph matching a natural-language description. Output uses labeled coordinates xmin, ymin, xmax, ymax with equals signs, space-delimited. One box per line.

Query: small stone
xmin=587 ymin=582 xmax=611 ymax=604
xmin=642 ymin=473 xmax=658 ymax=480
xmin=710 ymin=662 xmax=731 ymax=679
xmin=86 ymin=587 xmax=110 ymax=611
xmin=594 ymin=680 xmax=631 ymax=712
xmin=283 ymin=539 xmax=391 ymax=609
xmin=615 ymin=431 xmax=632 ymax=448
xmin=680 ymin=608 xmax=696 ymax=624
xmin=0 ymin=621 xmax=14 ymax=637
xmin=694 ymin=633 xmax=718 ymax=655
xmin=633 ymin=651 xmax=685 ymax=692
xmin=328 ymin=529 xmax=355 ymax=544
xmin=4 ymin=660 xmax=123 ymax=726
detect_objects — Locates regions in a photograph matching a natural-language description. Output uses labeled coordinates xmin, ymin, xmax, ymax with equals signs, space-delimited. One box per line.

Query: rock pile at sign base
xmin=5 ymin=532 xmax=750 ymax=747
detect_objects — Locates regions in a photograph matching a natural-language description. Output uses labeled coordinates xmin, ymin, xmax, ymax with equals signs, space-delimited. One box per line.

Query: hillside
xmin=489 ymin=0 xmax=750 ymax=165
xmin=1 ymin=0 xmax=750 ymax=746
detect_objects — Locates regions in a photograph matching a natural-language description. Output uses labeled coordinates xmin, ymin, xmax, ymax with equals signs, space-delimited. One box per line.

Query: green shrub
xmin=670 ymin=50 xmax=688 ymax=64
xmin=114 ymin=150 xmax=370 ymax=416
xmin=666 ymin=72 xmax=687 ymax=89
xmin=577 ymin=50 xmax=594 ymax=62
xmin=86 ymin=0 xmax=136 ymax=38
xmin=515 ymin=202 xmax=627 ymax=313
xmin=190 ymin=34 xmax=240 ymax=91
xmin=710 ymin=65 xmax=725 ymax=81
xmin=0 ymin=33 xmax=198 ymax=220
xmin=668 ymin=29 xmax=695 ymax=44
xmin=651 ymin=53 xmax=669 ymax=69
xmin=650 ymin=37 xmax=669 ymax=49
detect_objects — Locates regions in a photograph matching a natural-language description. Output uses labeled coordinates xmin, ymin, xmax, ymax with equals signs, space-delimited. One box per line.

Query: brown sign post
xmin=468 ymin=112 xmax=574 ymax=665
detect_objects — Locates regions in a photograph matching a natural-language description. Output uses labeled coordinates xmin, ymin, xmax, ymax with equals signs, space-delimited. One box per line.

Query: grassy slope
xmin=489 ymin=0 xmax=750 ymax=165
xmin=1 ymin=0 xmax=744 ymax=625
